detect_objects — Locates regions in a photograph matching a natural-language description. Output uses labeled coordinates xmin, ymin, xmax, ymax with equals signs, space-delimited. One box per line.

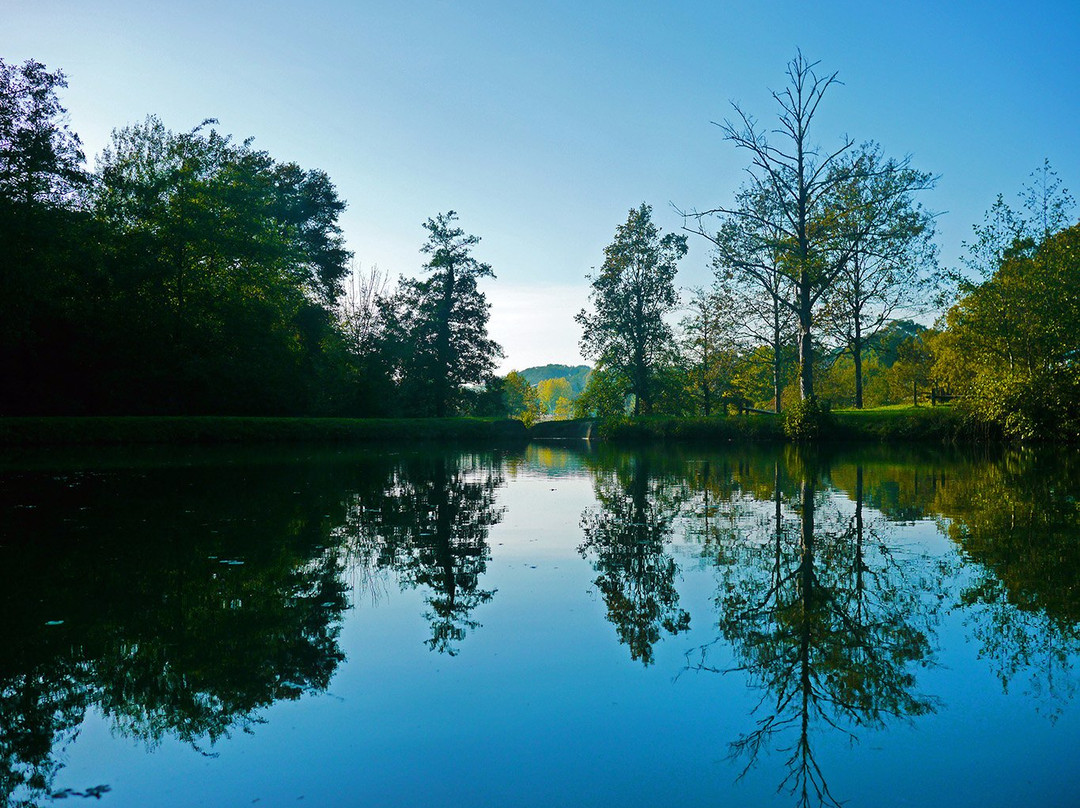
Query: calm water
xmin=2 ymin=442 xmax=1079 ymax=808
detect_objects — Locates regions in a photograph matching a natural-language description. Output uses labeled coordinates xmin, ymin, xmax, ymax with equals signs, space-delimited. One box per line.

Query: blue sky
xmin=5 ymin=0 xmax=1079 ymax=370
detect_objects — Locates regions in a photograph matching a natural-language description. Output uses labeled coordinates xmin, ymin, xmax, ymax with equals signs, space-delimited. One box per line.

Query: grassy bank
xmin=594 ymin=405 xmax=978 ymax=444
xmin=0 ymin=416 xmax=529 ymax=447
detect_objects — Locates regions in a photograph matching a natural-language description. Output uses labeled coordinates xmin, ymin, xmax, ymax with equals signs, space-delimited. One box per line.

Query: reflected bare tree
xmin=688 ymin=454 xmax=939 ymax=808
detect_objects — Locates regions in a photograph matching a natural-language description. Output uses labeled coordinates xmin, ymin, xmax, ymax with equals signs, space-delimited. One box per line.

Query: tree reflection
xmin=934 ymin=448 xmax=1080 ymax=714
xmin=689 ymin=452 xmax=939 ymax=808
xmin=578 ymin=452 xmax=691 ymax=665
xmin=0 ymin=452 xmax=357 ymax=805
xmin=340 ymin=452 xmax=504 ymax=655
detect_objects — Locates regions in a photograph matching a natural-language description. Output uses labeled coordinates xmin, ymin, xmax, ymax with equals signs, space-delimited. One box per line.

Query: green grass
xmin=828 ymin=405 xmax=976 ymax=442
xmin=0 ymin=416 xmax=529 ymax=446
xmin=591 ymin=405 xmax=980 ymax=445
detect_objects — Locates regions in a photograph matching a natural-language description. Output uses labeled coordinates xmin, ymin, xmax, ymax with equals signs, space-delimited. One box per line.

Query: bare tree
xmin=338 ymin=262 xmax=390 ymax=355
xmin=681 ymin=52 xmax=934 ymax=402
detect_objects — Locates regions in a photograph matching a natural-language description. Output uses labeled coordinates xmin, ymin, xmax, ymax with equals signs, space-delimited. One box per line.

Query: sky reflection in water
xmin=1 ymin=443 xmax=1079 ymax=808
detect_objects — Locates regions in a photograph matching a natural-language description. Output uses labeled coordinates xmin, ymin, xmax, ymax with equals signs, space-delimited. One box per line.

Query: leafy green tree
xmin=820 ymin=145 xmax=938 ymax=407
xmin=685 ymin=53 xmax=933 ymax=404
xmin=705 ymin=186 xmax=799 ymax=412
xmin=385 ymin=212 xmax=502 ymax=416
xmin=573 ymin=367 xmax=630 ymax=419
xmin=678 ymin=286 xmax=741 ymax=416
xmin=0 ymin=57 xmax=102 ymax=415
xmin=503 ymin=370 xmax=543 ymax=425
xmin=0 ymin=58 xmax=85 ymax=205
xmin=888 ymin=331 xmax=937 ymax=405
xmin=937 ymin=223 xmax=1080 ymax=438
xmin=91 ymin=116 xmax=352 ymax=414
xmin=576 ymin=203 xmax=687 ymax=415
xmin=537 ymin=376 xmax=572 ymax=415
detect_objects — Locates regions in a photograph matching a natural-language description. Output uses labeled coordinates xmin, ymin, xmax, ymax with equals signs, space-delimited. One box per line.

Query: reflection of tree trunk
xmin=797 ymin=475 xmax=816 ymax=808
xmin=773 ymin=306 xmax=783 ymax=414
xmin=773 ymin=462 xmax=783 ymax=588
xmin=854 ymin=466 xmax=865 ymax=623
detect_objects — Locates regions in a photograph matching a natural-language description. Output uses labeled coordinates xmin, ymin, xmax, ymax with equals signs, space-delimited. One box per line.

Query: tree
xmin=503 ymin=371 xmax=543 ymax=426
xmin=820 ymin=145 xmax=938 ymax=407
xmin=936 ymin=223 xmax=1080 ymax=439
xmin=0 ymin=57 xmax=85 ymax=206
xmin=678 ymin=286 xmax=739 ymax=416
xmin=576 ymin=203 xmax=687 ymax=415
xmin=961 ymin=160 xmax=1076 ymax=281
xmin=573 ymin=367 xmax=630 ymax=419
xmin=92 ymin=116 xmax=353 ymax=414
xmin=537 ymin=377 xmax=572 ymax=415
xmin=386 ymin=212 xmax=502 ymax=417
xmin=707 ymin=186 xmax=800 ymax=412
xmin=684 ymin=52 xmax=934 ymax=403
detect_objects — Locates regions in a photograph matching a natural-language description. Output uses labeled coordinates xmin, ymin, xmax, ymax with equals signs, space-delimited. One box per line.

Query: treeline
xmin=564 ymin=55 xmax=1078 ymax=442
xmin=4 ymin=54 xmax=1077 ymax=437
xmin=0 ymin=58 xmax=503 ymax=418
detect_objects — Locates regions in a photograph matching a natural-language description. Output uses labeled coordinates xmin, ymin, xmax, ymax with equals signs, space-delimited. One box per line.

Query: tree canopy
xmin=576 ymin=203 xmax=687 ymax=415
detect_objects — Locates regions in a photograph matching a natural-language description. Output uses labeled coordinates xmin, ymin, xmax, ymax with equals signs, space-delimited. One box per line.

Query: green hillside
xmin=518 ymin=364 xmax=592 ymax=395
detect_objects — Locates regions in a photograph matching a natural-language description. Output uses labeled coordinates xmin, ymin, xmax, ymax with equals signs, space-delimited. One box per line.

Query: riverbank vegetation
xmin=0 ymin=416 xmax=528 ymax=446
xmin=1 ymin=54 xmax=1077 ymax=442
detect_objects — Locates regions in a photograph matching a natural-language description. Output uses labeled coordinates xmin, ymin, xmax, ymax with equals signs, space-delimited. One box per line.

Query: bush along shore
xmin=589 ymin=405 xmax=983 ymax=445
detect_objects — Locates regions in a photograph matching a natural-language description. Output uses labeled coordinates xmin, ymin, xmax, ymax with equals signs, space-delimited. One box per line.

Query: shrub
xmin=783 ymin=397 xmax=832 ymax=442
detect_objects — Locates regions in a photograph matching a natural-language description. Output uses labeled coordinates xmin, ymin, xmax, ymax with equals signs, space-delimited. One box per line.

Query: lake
xmin=2 ymin=442 xmax=1078 ymax=807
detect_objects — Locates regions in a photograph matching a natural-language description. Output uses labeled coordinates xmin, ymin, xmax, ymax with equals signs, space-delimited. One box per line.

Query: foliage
xmin=819 ymin=144 xmax=938 ymax=407
xmin=0 ymin=57 xmax=86 ymax=205
xmin=503 ymin=371 xmax=543 ymax=426
xmin=686 ymin=53 xmax=934 ymax=403
xmin=782 ymin=396 xmax=833 ymax=442
xmin=537 ymin=377 xmax=573 ymax=415
xmin=518 ymin=364 xmax=591 ymax=394
xmin=576 ymin=203 xmax=687 ymax=415
xmin=937 ymin=222 xmax=1080 ymax=440
xmin=381 ymin=212 xmax=502 ymax=417
xmin=573 ymin=367 xmax=630 ymax=419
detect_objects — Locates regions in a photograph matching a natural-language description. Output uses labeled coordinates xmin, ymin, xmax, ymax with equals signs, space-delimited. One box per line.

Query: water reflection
xmin=339 ymin=452 xmax=504 ymax=655
xmin=683 ymin=450 xmax=940 ymax=807
xmin=578 ymin=452 xmax=691 ymax=665
xmin=0 ymin=453 xmax=355 ymax=805
xmin=1 ymin=444 xmax=1079 ymax=807
xmin=934 ymin=449 xmax=1080 ymax=715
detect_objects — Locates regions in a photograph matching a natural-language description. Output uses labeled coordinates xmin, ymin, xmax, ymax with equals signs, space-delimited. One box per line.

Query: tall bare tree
xmin=682 ymin=52 xmax=934 ymax=402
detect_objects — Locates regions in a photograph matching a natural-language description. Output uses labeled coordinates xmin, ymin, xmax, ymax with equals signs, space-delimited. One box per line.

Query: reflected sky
xmin=2 ymin=443 xmax=1079 ymax=807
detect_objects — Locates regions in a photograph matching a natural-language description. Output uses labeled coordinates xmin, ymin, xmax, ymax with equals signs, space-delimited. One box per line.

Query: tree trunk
xmin=853 ymin=331 xmax=863 ymax=409
xmin=797 ymin=271 xmax=814 ymax=401
xmin=772 ymin=310 xmax=783 ymax=414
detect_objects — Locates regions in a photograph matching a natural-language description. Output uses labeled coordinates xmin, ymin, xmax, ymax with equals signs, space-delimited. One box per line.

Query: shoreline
xmin=0 ymin=408 xmax=987 ymax=447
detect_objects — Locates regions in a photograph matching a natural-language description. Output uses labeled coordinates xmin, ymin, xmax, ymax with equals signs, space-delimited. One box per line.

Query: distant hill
xmin=518 ymin=364 xmax=591 ymax=395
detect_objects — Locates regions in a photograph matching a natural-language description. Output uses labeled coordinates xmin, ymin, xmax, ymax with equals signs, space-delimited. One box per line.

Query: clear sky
xmin=4 ymin=0 xmax=1079 ymax=372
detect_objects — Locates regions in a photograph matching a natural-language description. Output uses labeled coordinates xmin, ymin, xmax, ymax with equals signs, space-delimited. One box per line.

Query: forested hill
xmin=519 ymin=365 xmax=591 ymax=395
